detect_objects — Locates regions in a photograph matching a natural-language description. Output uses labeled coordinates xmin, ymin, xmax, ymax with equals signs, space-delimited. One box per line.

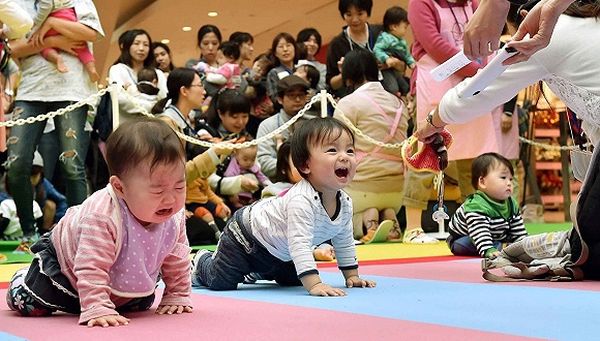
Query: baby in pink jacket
xmin=6 ymin=119 xmax=193 ymax=327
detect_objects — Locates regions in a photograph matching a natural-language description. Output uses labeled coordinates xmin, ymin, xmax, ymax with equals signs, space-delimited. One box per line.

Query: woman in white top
xmin=415 ymin=1 xmax=600 ymax=279
xmin=108 ymin=29 xmax=167 ymax=102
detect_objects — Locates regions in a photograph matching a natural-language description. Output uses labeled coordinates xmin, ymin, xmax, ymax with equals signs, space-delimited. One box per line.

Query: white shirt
xmin=14 ymin=0 xmax=104 ymax=102
xmin=249 ymin=179 xmax=358 ymax=277
xmin=108 ymin=63 xmax=168 ymax=99
xmin=440 ymin=15 xmax=600 ymax=141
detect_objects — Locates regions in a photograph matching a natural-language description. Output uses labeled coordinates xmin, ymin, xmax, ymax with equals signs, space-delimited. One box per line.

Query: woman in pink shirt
xmin=402 ymin=0 xmax=504 ymax=243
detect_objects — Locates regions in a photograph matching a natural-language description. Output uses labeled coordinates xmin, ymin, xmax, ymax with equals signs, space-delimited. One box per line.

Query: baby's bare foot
xmin=56 ymin=57 xmax=68 ymax=73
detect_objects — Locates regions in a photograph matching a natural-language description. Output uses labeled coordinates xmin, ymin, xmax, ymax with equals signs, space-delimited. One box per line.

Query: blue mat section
xmin=0 ymin=332 xmax=26 ymax=341
xmin=193 ymin=272 xmax=596 ymax=340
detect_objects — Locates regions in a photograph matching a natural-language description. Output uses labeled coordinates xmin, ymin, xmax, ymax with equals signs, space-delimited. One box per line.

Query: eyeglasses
xmin=189 ymin=84 xmax=204 ymax=88
xmin=285 ymin=93 xmax=307 ymax=100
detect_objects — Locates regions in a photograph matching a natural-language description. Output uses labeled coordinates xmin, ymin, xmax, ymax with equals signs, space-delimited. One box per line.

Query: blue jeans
xmin=6 ymin=101 xmax=90 ymax=235
xmin=194 ymin=207 xmax=301 ymax=290
xmin=449 ymin=235 xmax=502 ymax=257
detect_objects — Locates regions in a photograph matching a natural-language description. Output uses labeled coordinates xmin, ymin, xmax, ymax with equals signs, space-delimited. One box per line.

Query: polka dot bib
xmin=108 ymin=199 xmax=177 ymax=296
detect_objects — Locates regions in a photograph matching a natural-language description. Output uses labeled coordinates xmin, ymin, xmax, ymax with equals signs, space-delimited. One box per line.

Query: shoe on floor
xmin=191 ymin=249 xmax=212 ymax=287
xmin=403 ymin=228 xmax=438 ymax=244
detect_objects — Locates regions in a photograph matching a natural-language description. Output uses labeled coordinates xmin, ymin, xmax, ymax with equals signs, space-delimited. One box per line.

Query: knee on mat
xmin=6 ymin=285 xmax=54 ymax=317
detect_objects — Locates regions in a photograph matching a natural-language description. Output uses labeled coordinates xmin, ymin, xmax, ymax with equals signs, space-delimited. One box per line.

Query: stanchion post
xmin=320 ymin=89 xmax=327 ymax=118
xmin=109 ymin=84 xmax=119 ymax=132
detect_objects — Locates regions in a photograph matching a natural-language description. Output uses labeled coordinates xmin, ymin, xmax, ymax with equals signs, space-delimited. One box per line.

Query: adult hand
xmin=44 ymin=35 xmax=84 ymax=56
xmin=414 ymin=116 xmax=445 ymax=143
xmin=87 ymin=314 xmax=130 ymax=328
xmin=156 ymin=305 xmax=193 ymax=315
xmin=501 ymin=113 xmax=513 ymax=133
xmin=505 ymin=0 xmax=574 ymax=65
xmin=463 ymin=0 xmax=511 ymax=60
xmin=345 ymin=275 xmax=376 ymax=288
xmin=337 ymin=57 xmax=345 ymax=73
xmin=385 ymin=57 xmax=403 ymax=71
xmin=240 ymin=176 xmax=259 ymax=192
xmin=217 ymin=204 xmax=231 ymax=219
xmin=309 ymin=282 xmax=347 ymax=297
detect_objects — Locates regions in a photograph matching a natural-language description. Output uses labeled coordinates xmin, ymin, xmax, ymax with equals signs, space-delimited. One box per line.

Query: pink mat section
xmin=334 ymin=259 xmax=600 ymax=291
xmin=0 ymin=289 xmax=540 ymax=340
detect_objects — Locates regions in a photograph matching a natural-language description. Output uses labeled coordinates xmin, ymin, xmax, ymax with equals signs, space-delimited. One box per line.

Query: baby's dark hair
xmin=471 ymin=152 xmax=514 ymax=190
xmin=299 ymin=64 xmax=320 ymax=89
xmin=137 ymin=67 xmax=159 ymax=95
xmin=253 ymin=53 xmax=274 ymax=76
xmin=219 ymin=40 xmax=240 ymax=61
xmin=273 ymin=141 xmax=293 ymax=183
xmin=105 ymin=118 xmax=185 ymax=178
xmin=383 ymin=6 xmax=409 ymax=32
xmin=290 ymin=117 xmax=355 ymax=179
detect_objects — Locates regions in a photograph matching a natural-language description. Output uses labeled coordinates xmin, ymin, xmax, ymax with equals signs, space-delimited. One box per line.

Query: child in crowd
xmin=134 ymin=67 xmax=159 ymax=96
xmin=186 ymin=170 xmax=231 ymax=241
xmin=447 ymin=153 xmax=528 ymax=258
xmin=294 ymin=60 xmax=320 ymax=97
xmin=223 ymin=143 xmax=272 ymax=209
xmin=28 ymin=0 xmax=99 ymax=81
xmin=124 ymin=67 xmax=161 ymax=112
xmin=374 ymin=6 xmax=414 ymax=96
xmin=245 ymin=53 xmax=275 ymax=134
xmin=194 ymin=41 xmax=242 ymax=90
xmin=6 ymin=119 xmax=193 ymax=326
xmin=192 ymin=117 xmax=376 ymax=295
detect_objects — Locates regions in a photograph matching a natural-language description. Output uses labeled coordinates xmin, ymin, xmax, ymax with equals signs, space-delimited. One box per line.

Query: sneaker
xmin=243 ymin=272 xmax=264 ymax=284
xmin=403 ymin=228 xmax=438 ymax=244
xmin=191 ymin=249 xmax=212 ymax=287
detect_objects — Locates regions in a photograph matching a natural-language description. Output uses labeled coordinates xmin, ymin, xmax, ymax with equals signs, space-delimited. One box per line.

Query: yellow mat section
xmin=355 ymin=241 xmax=451 ymax=261
xmin=0 ymin=264 xmax=27 ymax=282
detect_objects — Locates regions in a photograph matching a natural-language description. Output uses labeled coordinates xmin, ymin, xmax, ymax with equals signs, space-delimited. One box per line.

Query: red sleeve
xmin=409 ymin=0 xmax=481 ymax=78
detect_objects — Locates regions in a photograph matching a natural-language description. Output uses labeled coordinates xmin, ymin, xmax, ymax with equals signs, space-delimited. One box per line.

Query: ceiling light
xmin=182 ymin=26 xmax=192 ymax=32
xmin=207 ymin=11 xmax=218 ymax=17
xmin=161 ymin=39 xmax=170 ymax=44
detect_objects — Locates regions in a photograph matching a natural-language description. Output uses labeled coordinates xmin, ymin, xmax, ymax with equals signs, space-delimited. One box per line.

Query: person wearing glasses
xmin=257 ymin=75 xmax=312 ymax=179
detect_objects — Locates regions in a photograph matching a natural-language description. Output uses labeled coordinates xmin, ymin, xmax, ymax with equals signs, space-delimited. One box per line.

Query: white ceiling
xmin=95 ymin=0 xmax=410 ymax=80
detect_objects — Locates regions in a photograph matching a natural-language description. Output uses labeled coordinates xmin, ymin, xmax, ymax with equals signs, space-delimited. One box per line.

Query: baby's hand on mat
xmin=156 ymin=305 xmax=193 ymax=315
xmin=309 ymin=283 xmax=346 ymax=297
xmin=345 ymin=275 xmax=376 ymax=288
xmin=87 ymin=314 xmax=130 ymax=327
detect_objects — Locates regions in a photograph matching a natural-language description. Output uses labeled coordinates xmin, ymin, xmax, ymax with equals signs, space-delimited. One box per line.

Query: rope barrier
xmin=0 ymin=84 xmax=586 ymax=152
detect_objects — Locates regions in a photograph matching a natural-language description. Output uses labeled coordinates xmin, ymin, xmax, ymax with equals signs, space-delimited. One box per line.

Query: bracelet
xmin=426 ymin=111 xmax=444 ymax=129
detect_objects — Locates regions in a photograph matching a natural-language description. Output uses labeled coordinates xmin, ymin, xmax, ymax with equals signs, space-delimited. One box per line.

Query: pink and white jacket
xmin=51 ymin=184 xmax=192 ymax=324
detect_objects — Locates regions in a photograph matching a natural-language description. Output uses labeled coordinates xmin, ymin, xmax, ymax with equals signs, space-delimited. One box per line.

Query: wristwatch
xmin=426 ymin=110 xmax=444 ymax=129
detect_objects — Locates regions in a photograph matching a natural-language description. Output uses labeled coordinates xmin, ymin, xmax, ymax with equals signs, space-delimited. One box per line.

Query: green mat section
xmin=525 ymin=222 xmax=571 ymax=235
xmin=0 ymin=223 xmax=573 ymax=264
xmin=0 ymin=241 xmax=34 ymax=264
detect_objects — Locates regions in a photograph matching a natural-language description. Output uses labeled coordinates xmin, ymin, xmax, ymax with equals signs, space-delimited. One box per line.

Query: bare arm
xmin=10 ymin=35 xmax=85 ymax=59
xmin=42 ymin=16 xmax=98 ymax=42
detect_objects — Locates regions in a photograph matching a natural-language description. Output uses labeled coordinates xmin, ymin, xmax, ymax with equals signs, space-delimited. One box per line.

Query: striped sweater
xmin=449 ymin=192 xmax=527 ymax=256
xmin=51 ymin=185 xmax=192 ymax=324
